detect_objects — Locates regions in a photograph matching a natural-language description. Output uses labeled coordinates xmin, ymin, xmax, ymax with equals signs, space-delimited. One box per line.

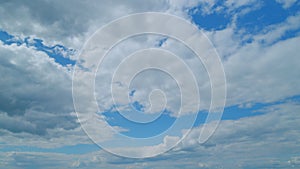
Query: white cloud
xmin=1 ymin=1 xmax=300 ymax=168
xmin=254 ymin=12 xmax=300 ymax=44
xmin=0 ymin=0 xmax=171 ymax=49
xmin=175 ymin=102 xmax=300 ymax=168
xmin=0 ymin=43 xmax=73 ymax=115
xmin=288 ymin=156 xmax=300 ymax=166
xmin=223 ymin=35 xmax=300 ymax=105
xmin=2 ymin=100 xmax=300 ymax=168
xmin=0 ymin=43 xmax=94 ymax=148
xmin=276 ymin=0 xmax=298 ymax=9
xmin=225 ymin=0 xmax=259 ymax=11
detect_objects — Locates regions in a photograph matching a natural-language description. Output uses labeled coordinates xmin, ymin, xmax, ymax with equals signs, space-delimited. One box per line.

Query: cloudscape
xmin=0 ymin=0 xmax=300 ymax=168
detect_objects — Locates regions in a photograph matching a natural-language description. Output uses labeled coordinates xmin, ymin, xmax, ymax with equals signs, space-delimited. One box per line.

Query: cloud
xmin=0 ymin=43 xmax=73 ymax=115
xmin=2 ymin=101 xmax=300 ymax=168
xmin=0 ymin=0 xmax=300 ymax=168
xmin=203 ymin=10 xmax=300 ymax=106
xmin=0 ymin=43 xmax=93 ymax=148
xmin=174 ymin=102 xmax=300 ymax=168
xmin=0 ymin=112 xmax=38 ymax=135
xmin=223 ymin=35 xmax=300 ymax=105
xmin=0 ymin=0 xmax=171 ymax=48
xmin=224 ymin=0 xmax=260 ymax=12
xmin=253 ymin=11 xmax=300 ymax=44
xmin=276 ymin=0 xmax=298 ymax=9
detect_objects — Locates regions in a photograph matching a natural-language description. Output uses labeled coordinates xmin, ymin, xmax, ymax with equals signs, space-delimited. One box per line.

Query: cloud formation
xmin=0 ymin=0 xmax=299 ymax=168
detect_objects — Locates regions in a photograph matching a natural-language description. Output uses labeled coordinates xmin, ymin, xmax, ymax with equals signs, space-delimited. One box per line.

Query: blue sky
xmin=0 ymin=0 xmax=300 ymax=168
xmin=0 ymin=30 xmax=76 ymax=66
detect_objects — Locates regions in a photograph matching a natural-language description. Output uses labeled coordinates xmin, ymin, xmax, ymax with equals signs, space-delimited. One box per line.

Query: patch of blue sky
xmin=194 ymin=94 xmax=300 ymax=127
xmin=102 ymin=94 xmax=300 ymax=138
xmin=0 ymin=30 xmax=76 ymax=66
xmin=0 ymin=30 xmax=13 ymax=41
xmin=103 ymin=101 xmax=266 ymax=138
xmin=102 ymin=109 xmax=176 ymax=138
xmin=0 ymin=30 xmax=22 ymax=46
xmin=129 ymin=89 xmax=136 ymax=97
xmin=155 ymin=37 xmax=168 ymax=47
xmin=129 ymin=90 xmax=145 ymax=112
xmin=102 ymin=104 xmax=265 ymax=138
xmin=188 ymin=0 xmax=300 ymax=41
xmin=259 ymin=27 xmax=300 ymax=46
xmin=188 ymin=9 xmax=230 ymax=31
xmin=0 ymin=144 xmax=99 ymax=155
xmin=188 ymin=0 xmax=230 ymax=31
xmin=287 ymin=95 xmax=300 ymax=103
xmin=276 ymin=28 xmax=300 ymax=41
xmin=31 ymin=38 xmax=76 ymax=66
xmin=236 ymin=1 xmax=300 ymax=35
xmin=131 ymin=101 xmax=145 ymax=112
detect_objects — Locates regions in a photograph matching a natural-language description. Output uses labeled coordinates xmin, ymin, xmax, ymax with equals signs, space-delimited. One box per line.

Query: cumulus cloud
xmin=1 ymin=102 xmax=299 ymax=168
xmin=0 ymin=43 xmax=73 ymax=115
xmin=0 ymin=42 xmax=91 ymax=148
xmin=0 ymin=0 xmax=171 ymax=48
xmin=0 ymin=0 xmax=300 ymax=168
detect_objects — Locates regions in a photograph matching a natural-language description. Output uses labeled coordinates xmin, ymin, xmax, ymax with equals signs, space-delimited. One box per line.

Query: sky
xmin=0 ymin=0 xmax=300 ymax=168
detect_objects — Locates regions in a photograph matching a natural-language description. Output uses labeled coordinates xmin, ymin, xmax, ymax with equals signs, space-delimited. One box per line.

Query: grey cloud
xmin=0 ymin=0 xmax=170 ymax=48
xmin=0 ymin=43 xmax=78 ymax=136
xmin=1 ymin=102 xmax=299 ymax=168
xmin=0 ymin=112 xmax=40 ymax=135
xmin=0 ymin=45 xmax=73 ymax=116
xmin=0 ymin=1 xmax=299 ymax=168
xmin=0 ymin=110 xmax=77 ymax=136
xmin=0 ymin=0 xmax=174 ymax=146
